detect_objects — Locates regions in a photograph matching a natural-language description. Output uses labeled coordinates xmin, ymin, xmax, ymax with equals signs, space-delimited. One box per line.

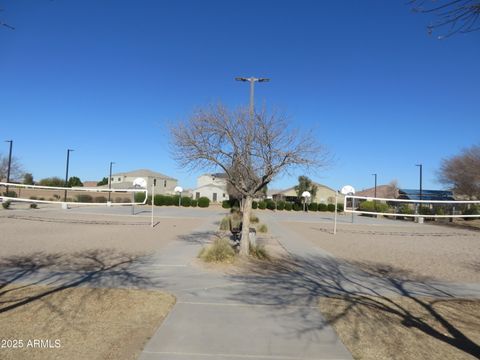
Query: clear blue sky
xmin=1 ymin=0 xmax=478 ymax=192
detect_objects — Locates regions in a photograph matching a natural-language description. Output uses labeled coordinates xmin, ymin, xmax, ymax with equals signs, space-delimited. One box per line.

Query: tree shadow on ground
xmin=0 ymin=249 xmax=160 ymax=315
xmin=228 ymin=255 xmax=480 ymax=358
xmin=177 ymin=230 xmax=218 ymax=245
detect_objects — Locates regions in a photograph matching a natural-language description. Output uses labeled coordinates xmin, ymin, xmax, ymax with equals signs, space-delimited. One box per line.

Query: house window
xmin=213 ymin=193 xmax=217 ymax=202
xmin=164 ymin=180 xmax=167 ymax=187
xmin=196 ymin=192 xmax=200 ymax=200
xmin=118 ymin=177 xmax=121 ymax=181
xmin=223 ymin=193 xmax=226 ymax=198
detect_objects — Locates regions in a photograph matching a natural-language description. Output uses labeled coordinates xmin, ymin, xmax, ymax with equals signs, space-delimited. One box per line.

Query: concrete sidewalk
xmin=139 ymin=218 xmax=353 ymax=360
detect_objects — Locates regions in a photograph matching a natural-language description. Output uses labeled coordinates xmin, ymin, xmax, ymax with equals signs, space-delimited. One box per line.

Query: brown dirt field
xmin=0 ymin=210 xmax=203 ymax=257
xmin=319 ymin=296 xmax=480 ymax=360
xmin=0 ymin=285 xmax=175 ymax=360
xmin=282 ymin=221 xmax=480 ymax=283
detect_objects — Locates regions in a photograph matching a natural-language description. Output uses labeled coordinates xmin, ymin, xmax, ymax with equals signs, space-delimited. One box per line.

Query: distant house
xmin=109 ymin=169 xmax=178 ymax=194
xmin=356 ymin=184 xmax=399 ymax=199
xmin=397 ymin=189 xmax=455 ymax=201
xmin=272 ymin=183 xmax=342 ymax=204
xmin=191 ymin=173 xmax=229 ymax=203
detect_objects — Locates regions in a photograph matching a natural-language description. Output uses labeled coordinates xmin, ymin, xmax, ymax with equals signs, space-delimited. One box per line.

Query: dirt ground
xmin=282 ymin=220 xmax=480 ymax=283
xmin=0 ymin=207 xmax=203 ymax=257
xmin=319 ymin=296 xmax=480 ymax=360
xmin=0 ymin=285 xmax=175 ymax=360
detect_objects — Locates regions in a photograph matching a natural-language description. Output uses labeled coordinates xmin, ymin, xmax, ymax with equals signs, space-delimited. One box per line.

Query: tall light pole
xmin=108 ymin=161 xmax=115 ymax=202
xmin=415 ymin=164 xmax=423 ymax=201
xmin=235 ymin=77 xmax=270 ymax=118
xmin=372 ymin=173 xmax=377 ymax=198
xmin=64 ymin=149 xmax=74 ymax=202
xmin=4 ymin=140 xmax=13 ymax=194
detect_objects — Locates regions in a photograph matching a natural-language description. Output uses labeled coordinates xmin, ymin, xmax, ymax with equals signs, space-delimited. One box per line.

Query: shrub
xmin=252 ymin=201 xmax=258 ymax=209
xmin=198 ymin=237 xmax=235 ymax=263
xmin=463 ymin=206 xmax=479 ymax=221
xmin=327 ymin=204 xmax=336 ymax=212
xmin=30 ymin=203 xmax=38 ymax=209
xmin=198 ymin=197 xmax=210 ymax=208
xmin=181 ymin=197 xmax=192 ymax=207
xmin=191 ymin=199 xmax=198 ymax=207
xmin=250 ymin=214 xmax=259 ymax=224
xmin=75 ymin=194 xmax=93 ymax=203
xmin=358 ymin=201 xmax=390 ymax=213
xmin=222 ymin=200 xmax=231 ymax=209
xmin=2 ymin=200 xmax=12 ymax=209
xmin=249 ymin=243 xmax=270 ymax=260
xmin=258 ymin=201 xmax=267 ymax=210
xmin=398 ymin=204 xmax=414 ymax=215
xmin=257 ymin=224 xmax=268 ymax=233
xmin=337 ymin=204 xmax=344 ymax=212
xmin=266 ymin=200 xmax=276 ymax=210
xmin=134 ymin=192 xmax=147 ymax=203
xmin=293 ymin=203 xmax=302 ymax=211
xmin=38 ymin=177 xmax=64 ymax=187
xmin=53 ymin=194 xmax=61 ymax=200
xmin=219 ymin=216 xmax=230 ymax=231
xmin=318 ymin=203 xmax=328 ymax=212
xmin=3 ymin=191 xmax=17 ymax=198
xmin=276 ymin=201 xmax=285 ymax=211
xmin=30 ymin=196 xmax=38 ymax=200
xmin=94 ymin=196 xmax=108 ymax=203
xmin=285 ymin=202 xmax=293 ymax=211
xmin=434 ymin=206 xmax=446 ymax=216
xmin=172 ymin=195 xmax=181 ymax=206
xmin=308 ymin=202 xmax=318 ymax=212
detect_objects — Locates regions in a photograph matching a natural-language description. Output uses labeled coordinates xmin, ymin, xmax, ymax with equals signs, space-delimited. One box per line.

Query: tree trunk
xmin=239 ymin=195 xmax=253 ymax=256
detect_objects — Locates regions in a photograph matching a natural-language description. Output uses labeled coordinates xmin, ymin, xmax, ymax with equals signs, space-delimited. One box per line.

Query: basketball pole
xmin=333 ymin=191 xmax=338 ymax=235
xmin=151 ymin=183 xmax=155 ymax=228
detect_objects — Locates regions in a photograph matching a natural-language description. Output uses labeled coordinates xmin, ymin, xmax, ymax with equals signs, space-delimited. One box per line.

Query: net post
xmin=333 ymin=191 xmax=338 ymax=235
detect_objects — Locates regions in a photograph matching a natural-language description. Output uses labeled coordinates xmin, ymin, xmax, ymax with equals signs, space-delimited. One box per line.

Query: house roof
xmin=272 ymin=182 xmax=336 ymax=196
xmin=112 ymin=169 xmax=176 ymax=181
xmin=192 ymin=184 xmax=227 ymax=192
xmin=398 ymin=189 xmax=455 ymax=201
xmin=356 ymin=185 xmax=398 ymax=198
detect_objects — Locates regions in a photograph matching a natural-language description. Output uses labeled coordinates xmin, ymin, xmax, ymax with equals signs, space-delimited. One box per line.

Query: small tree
xmin=39 ymin=177 xmax=65 ymax=187
xmin=0 ymin=154 xmax=24 ymax=182
xmin=23 ymin=173 xmax=34 ymax=185
xmin=68 ymin=176 xmax=83 ymax=187
xmin=97 ymin=177 xmax=108 ymax=186
xmin=438 ymin=144 xmax=480 ymax=199
xmin=171 ymin=104 xmax=328 ymax=256
xmin=294 ymin=175 xmax=318 ymax=202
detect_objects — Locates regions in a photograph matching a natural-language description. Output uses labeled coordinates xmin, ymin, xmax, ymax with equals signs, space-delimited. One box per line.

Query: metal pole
xmin=373 ymin=173 xmax=377 ymax=198
xmin=419 ymin=165 xmax=423 ymax=201
xmin=108 ymin=162 xmax=114 ymax=202
xmin=351 ymin=198 xmax=355 ymax=223
xmin=64 ymin=149 xmax=73 ymax=202
xmin=5 ymin=140 xmax=12 ymax=194
xmin=151 ymin=183 xmax=155 ymax=227
xmin=333 ymin=191 xmax=338 ymax=235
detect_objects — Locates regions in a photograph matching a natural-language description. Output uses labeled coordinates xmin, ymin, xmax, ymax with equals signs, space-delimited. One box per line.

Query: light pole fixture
xmin=4 ymin=140 xmax=13 ymax=194
xmin=235 ymin=77 xmax=270 ymax=119
xmin=64 ymin=149 xmax=74 ymax=202
xmin=372 ymin=173 xmax=377 ymax=198
xmin=108 ymin=162 xmax=115 ymax=202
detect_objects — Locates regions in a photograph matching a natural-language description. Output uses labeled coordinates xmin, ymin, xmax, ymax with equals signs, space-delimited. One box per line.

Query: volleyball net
xmin=0 ymin=182 xmax=148 ymax=207
xmin=343 ymin=195 xmax=480 ymax=220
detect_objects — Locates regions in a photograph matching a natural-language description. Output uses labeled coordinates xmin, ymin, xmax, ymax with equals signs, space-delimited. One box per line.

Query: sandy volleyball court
xmin=282 ymin=220 xmax=480 ymax=283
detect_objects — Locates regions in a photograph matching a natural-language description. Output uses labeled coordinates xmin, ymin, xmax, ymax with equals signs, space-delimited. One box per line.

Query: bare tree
xmin=0 ymin=154 xmax=24 ymax=182
xmin=438 ymin=144 xmax=480 ymax=199
xmin=0 ymin=6 xmax=15 ymax=30
xmin=411 ymin=0 xmax=480 ymax=38
xmin=385 ymin=179 xmax=399 ymax=199
xmin=171 ymin=104 xmax=328 ymax=256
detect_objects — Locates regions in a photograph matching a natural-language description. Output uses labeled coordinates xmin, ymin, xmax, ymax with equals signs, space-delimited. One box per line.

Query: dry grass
xmin=0 ymin=284 xmax=175 ymax=360
xmin=198 ymin=237 xmax=236 ymax=263
xmin=319 ymin=296 xmax=480 ymax=360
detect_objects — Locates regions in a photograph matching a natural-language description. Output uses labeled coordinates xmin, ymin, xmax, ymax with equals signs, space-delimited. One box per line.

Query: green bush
xmin=308 ymin=202 xmax=318 ymax=212
xmin=285 ymin=202 xmax=293 ymax=211
xmin=222 ymin=200 xmax=231 ymax=209
xmin=398 ymin=204 xmax=414 ymax=215
xmin=134 ymin=192 xmax=147 ymax=203
xmin=30 ymin=203 xmax=38 ymax=209
xmin=30 ymin=196 xmax=38 ymax=200
xmin=266 ymin=200 xmax=276 ymax=210
xmin=434 ymin=206 xmax=446 ymax=215
xmin=276 ymin=201 xmax=285 ymax=211
xmin=258 ymin=201 xmax=267 ymax=210
xmin=249 ymin=243 xmax=269 ymax=260
xmin=252 ymin=201 xmax=258 ymax=209
xmin=198 ymin=197 xmax=210 ymax=208
xmin=94 ymin=196 xmax=107 ymax=203
xmin=172 ymin=195 xmax=181 ymax=206
xmin=463 ymin=206 xmax=479 ymax=220
xmin=419 ymin=206 xmax=433 ymax=216
xmin=327 ymin=204 xmax=336 ymax=212
xmin=337 ymin=204 xmax=344 ymax=212
xmin=358 ymin=201 xmax=391 ymax=213
xmin=198 ymin=237 xmax=235 ymax=263
xmin=293 ymin=203 xmax=302 ymax=211
xmin=182 ymin=197 xmax=192 ymax=207
xmin=191 ymin=199 xmax=198 ymax=207
xmin=3 ymin=191 xmax=17 ymax=198
xmin=318 ymin=203 xmax=328 ymax=212
xmin=38 ymin=177 xmax=64 ymax=187
xmin=76 ymin=194 xmax=93 ymax=203
xmin=2 ymin=200 xmax=12 ymax=209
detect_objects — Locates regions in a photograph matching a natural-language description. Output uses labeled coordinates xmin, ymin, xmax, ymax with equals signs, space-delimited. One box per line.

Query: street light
xmin=372 ymin=173 xmax=377 ymax=198
xmin=4 ymin=140 xmax=13 ymax=194
xmin=108 ymin=162 xmax=115 ymax=202
xmin=415 ymin=164 xmax=423 ymax=201
xmin=64 ymin=149 xmax=74 ymax=202
xmin=235 ymin=77 xmax=270 ymax=118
